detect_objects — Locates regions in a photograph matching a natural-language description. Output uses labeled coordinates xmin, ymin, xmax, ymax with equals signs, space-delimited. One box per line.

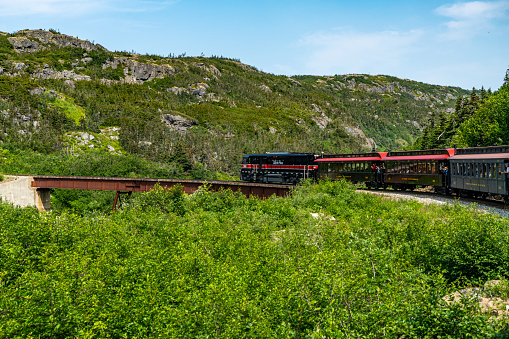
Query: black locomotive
xmin=240 ymin=153 xmax=317 ymax=184
xmin=241 ymin=146 xmax=509 ymax=201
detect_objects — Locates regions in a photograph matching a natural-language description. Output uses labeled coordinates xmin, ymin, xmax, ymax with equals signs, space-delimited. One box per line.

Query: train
xmin=241 ymin=146 xmax=509 ymax=202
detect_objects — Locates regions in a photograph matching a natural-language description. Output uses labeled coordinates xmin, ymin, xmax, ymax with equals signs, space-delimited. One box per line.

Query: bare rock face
xmin=312 ymin=113 xmax=333 ymax=130
xmin=344 ymin=126 xmax=377 ymax=150
xmin=161 ymin=114 xmax=197 ymax=133
xmin=191 ymin=63 xmax=222 ymax=77
xmin=7 ymin=37 xmax=40 ymax=53
xmin=33 ymin=66 xmax=91 ymax=81
xmin=289 ymin=78 xmax=302 ymax=86
xmin=259 ymin=85 xmax=271 ymax=93
xmin=127 ymin=60 xmax=174 ymax=82
xmin=103 ymin=58 xmax=175 ymax=84
xmin=17 ymin=29 xmax=107 ymax=52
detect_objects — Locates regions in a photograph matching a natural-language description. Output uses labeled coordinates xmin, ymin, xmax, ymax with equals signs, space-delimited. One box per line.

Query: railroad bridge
xmin=0 ymin=175 xmax=292 ymax=211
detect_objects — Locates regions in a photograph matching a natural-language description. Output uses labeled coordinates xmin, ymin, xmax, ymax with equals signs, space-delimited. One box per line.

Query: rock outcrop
xmin=344 ymin=127 xmax=377 ymax=150
xmin=161 ymin=114 xmax=197 ymax=133
xmin=33 ymin=65 xmax=91 ymax=81
xmin=336 ymin=77 xmax=458 ymax=103
xmin=102 ymin=57 xmax=175 ymax=84
xmin=15 ymin=29 xmax=107 ymax=52
xmin=7 ymin=37 xmax=40 ymax=53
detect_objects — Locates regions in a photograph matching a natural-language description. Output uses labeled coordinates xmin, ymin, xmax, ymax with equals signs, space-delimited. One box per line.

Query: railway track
xmin=359 ymin=187 xmax=509 ymax=218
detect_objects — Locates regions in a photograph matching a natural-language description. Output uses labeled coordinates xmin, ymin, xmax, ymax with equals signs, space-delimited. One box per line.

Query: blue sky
xmin=0 ymin=0 xmax=508 ymax=90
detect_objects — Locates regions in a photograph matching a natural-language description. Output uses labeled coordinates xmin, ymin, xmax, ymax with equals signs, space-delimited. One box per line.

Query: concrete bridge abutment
xmin=0 ymin=176 xmax=51 ymax=211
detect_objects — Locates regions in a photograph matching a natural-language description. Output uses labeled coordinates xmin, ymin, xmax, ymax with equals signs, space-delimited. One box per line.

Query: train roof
xmin=384 ymin=148 xmax=455 ymax=161
xmin=315 ymin=152 xmax=388 ymax=162
xmin=449 ymin=153 xmax=509 ymax=160
xmin=448 ymin=145 xmax=509 ymax=160
xmin=453 ymin=145 xmax=509 ymax=155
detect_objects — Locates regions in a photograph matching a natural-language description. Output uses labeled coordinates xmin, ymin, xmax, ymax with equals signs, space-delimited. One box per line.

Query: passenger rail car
xmin=315 ymin=152 xmax=387 ymax=188
xmin=240 ymin=153 xmax=318 ymax=184
xmin=384 ymin=149 xmax=454 ymax=192
xmin=449 ymin=146 xmax=509 ymax=200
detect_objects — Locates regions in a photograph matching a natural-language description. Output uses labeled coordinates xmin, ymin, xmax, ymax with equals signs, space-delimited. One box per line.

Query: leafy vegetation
xmin=413 ymin=70 xmax=509 ymax=149
xmin=1 ymin=180 xmax=509 ymax=337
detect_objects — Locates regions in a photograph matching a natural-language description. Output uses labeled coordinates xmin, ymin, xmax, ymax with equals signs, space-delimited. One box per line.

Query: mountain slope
xmin=0 ymin=29 xmax=469 ymax=175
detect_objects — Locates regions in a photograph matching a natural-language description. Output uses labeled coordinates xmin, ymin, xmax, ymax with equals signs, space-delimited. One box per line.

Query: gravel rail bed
xmin=359 ymin=189 xmax=509 ymax=218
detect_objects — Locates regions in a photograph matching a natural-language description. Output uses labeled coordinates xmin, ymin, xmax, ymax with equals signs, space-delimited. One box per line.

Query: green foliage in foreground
xmin=1 ymin=180 xmax=509 ymax=337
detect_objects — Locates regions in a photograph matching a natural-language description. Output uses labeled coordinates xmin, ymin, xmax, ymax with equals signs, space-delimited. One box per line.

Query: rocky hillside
xmin=0 ymin=29 xmax=469 ymax=175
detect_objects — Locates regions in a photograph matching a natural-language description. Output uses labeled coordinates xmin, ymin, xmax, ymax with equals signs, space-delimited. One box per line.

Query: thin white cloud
xmin=299 ymin=29 xmax=423 ymax=76
xmin=0 ymin=0 xmax=104 ymax=16
xmin=0 ymin=0 xmax=178 ymax=16
xmin=435 ymin=1 xmax=509 ymax=40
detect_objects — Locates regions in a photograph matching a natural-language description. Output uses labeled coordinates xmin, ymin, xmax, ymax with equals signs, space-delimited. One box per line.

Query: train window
xmin=495 ymin=163 xmax=499 ymax=179
xmin=387 ymin=162 xmax=394 ymax=173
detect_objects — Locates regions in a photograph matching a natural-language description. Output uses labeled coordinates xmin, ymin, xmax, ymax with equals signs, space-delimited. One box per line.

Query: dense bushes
xmin=1 ymin=180 xmax=509 ymax=337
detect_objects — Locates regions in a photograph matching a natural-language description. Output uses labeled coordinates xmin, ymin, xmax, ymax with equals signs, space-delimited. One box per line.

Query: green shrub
xmin=1 ymin=180 xmax=509 ymax=337
xmin=130 ymin=183 xmax=186 ymax=215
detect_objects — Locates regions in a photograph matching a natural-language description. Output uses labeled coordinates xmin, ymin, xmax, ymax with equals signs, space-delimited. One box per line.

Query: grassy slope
xmin=0 ymin=31 xmax=469 ymax=179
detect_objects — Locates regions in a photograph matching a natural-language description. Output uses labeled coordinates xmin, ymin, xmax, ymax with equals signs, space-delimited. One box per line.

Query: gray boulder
xmin=161 ymin=114 xmax=196 ymax=133
xmin=7 ymin=37 xmax=40 ymax=53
